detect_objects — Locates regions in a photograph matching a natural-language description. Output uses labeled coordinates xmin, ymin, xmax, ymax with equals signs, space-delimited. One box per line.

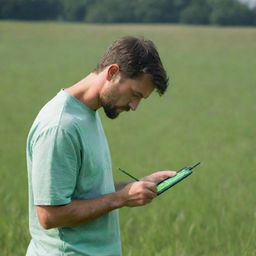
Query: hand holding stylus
xmin=119 ymin=162 xmax=201 ymax=197
xmin=118 ymin=181 xmax=157 ymax=207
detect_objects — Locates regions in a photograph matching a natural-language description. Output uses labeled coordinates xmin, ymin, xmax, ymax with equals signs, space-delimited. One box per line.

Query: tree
xmin=60 ymin=0 xmax=92 ymax=21
xmin=0 ymin=0 xmax=61 ymax=20
xmin=133 ymin=0 xmax=192 ymax=23
xmin=0 ymin=0 xmax=255 ymax=25
xmin=85 ymin=0 xmax=136 ymax=23
xmin=180 ymin=1 xmax=211 ymax=24
xmin=85 ymin=0 xmax=191 ymax=23
xmin=253 ymin=7 xmax=256 ymax=24
xmin=209 ymin=0 xmax=253 ymax=25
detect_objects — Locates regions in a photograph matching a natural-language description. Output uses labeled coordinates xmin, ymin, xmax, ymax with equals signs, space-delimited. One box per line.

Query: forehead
xmin=127 ymin=74 xmax=155 ymax=98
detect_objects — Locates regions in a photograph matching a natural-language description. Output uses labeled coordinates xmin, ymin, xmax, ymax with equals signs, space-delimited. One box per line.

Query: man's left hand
xmin=141 ymin=170 xmax=177 ymax=184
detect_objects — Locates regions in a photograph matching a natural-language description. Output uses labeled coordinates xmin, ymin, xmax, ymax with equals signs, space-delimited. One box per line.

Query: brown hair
xmin=94 ymin=36 xmax=169 ymax=95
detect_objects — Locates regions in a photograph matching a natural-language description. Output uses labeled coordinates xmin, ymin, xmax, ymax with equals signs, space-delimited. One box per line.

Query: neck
xmin=65 ymin=72 xmax=104 ymax=111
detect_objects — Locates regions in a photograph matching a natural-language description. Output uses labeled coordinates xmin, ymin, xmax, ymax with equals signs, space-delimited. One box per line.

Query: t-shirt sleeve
xmin=31 ymin=126 xmax=81 ymax=206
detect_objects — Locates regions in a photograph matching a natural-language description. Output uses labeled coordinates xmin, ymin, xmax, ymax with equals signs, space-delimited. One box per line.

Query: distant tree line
xmin=1 ymin=0 xmax=256 ymax=26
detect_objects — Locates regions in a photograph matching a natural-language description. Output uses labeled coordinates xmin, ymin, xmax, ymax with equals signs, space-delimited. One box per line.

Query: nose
xmin=129 ymin=99 xmax=141 ymax=111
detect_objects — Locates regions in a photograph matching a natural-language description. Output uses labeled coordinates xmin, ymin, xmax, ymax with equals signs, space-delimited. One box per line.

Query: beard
xmin=102 ymin=102 xmax=119 ymax=119
xmin=99 ymin=81 xmax=130 ymax=119
xmin=102 ymin=102 xmax=130 ymax=119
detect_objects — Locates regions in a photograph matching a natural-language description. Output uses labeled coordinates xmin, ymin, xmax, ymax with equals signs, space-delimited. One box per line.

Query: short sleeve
xmin=31 ymin=126 xmax=81 ymax=206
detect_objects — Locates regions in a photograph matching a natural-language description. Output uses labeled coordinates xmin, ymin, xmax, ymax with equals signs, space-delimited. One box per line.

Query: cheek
xmin=101 ymin=82 xmax=132 ymax=106
xmin=116 ymin=96 xmax=131 ymax=107
xmin=117 ymin=87 xmax=132 ymax=104
xmin=101 ymin=85 xmax=117 ymax=102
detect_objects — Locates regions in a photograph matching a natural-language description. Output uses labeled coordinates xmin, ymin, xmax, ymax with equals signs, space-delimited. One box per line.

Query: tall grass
xmin=0 ymin=21 xmax=255 ymax=255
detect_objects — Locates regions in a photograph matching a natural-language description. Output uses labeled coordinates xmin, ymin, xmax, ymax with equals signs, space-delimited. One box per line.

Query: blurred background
xmin=0 ymin=0 xmax=256 ymax=255
xmin=0 ymin=0 xmax=256 ymax=25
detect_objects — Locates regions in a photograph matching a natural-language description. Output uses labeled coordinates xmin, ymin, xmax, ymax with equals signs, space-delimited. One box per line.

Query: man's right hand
xmin=118 ymin=181 xmax=157 ymax=207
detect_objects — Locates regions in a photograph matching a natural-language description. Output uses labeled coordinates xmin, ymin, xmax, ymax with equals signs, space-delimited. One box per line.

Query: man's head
xmin=94 ymin=36 xmax=169 ymax=119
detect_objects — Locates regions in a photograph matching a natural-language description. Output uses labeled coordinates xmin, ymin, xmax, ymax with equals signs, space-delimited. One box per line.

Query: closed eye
xmin=133 ymin=91 xmax=144 ymax=99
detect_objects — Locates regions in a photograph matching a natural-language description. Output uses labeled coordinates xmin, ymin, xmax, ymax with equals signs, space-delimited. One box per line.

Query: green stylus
xmin=119 ymin=162 xmax=201 ymax=196
xmin=119 ymin=168 xmax=139 ymax=181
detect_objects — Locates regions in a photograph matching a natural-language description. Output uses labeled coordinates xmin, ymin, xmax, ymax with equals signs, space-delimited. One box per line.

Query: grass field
xmin=0 ymin=21 xmax=256 ymax=256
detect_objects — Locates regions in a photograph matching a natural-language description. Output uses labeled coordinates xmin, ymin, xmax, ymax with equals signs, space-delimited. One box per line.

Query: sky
xmin=239 ymin=0 xmax=256 ymax=8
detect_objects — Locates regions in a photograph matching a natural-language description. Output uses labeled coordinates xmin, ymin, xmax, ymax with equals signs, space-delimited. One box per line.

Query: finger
xmin=144 ymin=188 xmax=157 ymax=199
xmin=142 ymin=181 xmax=157 ymax=193
xmin=148 ymin=185 xmax=157 ymax=194
xmin=154 ymin=171 xmax=176 ymax=181
xmin=138 ymin=197 xmax=153 ymax=206
xmin=143 ymin=198 xmax=153 ymax=205
xmin=160 ymin=171 xmax=177 ymax=178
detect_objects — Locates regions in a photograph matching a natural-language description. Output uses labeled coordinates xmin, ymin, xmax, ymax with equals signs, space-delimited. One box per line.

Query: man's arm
xmin=37 ymin=170 xmax=176 ymax=230
xmin=37 ymin=180 xmax=157 ymax=229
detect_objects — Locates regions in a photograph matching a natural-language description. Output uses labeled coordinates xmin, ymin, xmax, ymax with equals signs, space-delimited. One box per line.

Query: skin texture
xmin=36 ymin=65 xmax=176 ymax=229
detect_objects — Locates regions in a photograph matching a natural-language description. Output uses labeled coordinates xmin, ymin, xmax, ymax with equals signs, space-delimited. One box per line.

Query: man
xmin=26 ymin=36 xmax=176 ymax=256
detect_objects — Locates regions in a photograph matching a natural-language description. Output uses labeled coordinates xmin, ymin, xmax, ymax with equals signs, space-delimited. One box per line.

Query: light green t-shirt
xmin=26 ymin=90 xmax=121 ymax=256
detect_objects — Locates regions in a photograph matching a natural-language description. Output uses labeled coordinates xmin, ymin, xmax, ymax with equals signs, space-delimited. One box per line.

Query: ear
xmin=106 ymin=64 xmax=120 ymax=81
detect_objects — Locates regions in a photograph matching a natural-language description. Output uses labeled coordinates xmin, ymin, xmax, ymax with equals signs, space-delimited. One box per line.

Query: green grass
xmin=0 ymin=21 xmax=256 ymax=256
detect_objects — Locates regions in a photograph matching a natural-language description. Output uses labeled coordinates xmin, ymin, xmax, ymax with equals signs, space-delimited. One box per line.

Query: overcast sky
xmin=239 ymin=0 xmax=256 ymax=8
